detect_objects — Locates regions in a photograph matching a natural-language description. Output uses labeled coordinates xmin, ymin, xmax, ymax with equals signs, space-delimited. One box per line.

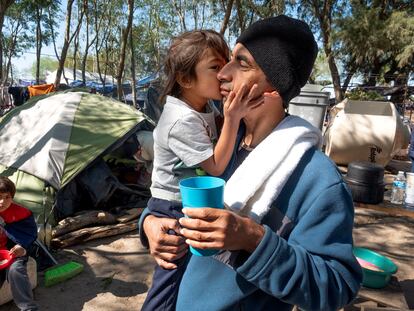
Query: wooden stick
xmin=116 ymin=208 xmax=144 ymax=223
xmin=52 ymin=211 xmax=118 ymax=238
xmin=50 ymin=221 xmax=137 ymax=248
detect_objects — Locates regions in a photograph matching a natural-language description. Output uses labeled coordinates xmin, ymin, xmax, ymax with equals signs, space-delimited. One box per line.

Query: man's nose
xmin=217 ymin=63 xmax=231 ymax=82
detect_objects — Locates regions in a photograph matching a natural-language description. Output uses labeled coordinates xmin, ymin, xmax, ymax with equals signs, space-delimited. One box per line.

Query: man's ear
xmin=177 ymin=73 xmax=192 ymax=89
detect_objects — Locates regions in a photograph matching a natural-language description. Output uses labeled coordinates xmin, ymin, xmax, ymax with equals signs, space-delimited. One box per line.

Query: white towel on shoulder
xmin=224 ymin=115 xmax=322 ymax=222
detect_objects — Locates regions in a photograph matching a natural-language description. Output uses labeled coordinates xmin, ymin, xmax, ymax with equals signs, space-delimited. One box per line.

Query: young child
xmin=0 ymin=176 xmax=38 ymax=311
xmin=141 ymin=30 xmax=261 ymax=311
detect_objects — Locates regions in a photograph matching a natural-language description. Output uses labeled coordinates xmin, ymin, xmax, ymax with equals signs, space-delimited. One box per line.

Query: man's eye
xmin=239 ymin=61 xmax=249 ymax=68
xmin=210 ymin=65 xmax=221 ymax=70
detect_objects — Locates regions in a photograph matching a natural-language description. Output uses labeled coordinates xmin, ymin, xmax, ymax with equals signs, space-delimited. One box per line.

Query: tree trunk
xmin=364 ymin=60 xmax=381 ymax=87
xmin=326 ymin=52 xmax=342 ymax=102
xmin=2 ymin=17 xmax=19 ymax=85
xmin=54 ymin=1 xmax=72 ymax=87
xmin=220 ymin=0 xmax=234 ymax=35
xmin=342 ymin=69 xmax=356 ymax=94
xmin=0 ymin=13 xmax=4 ymax=84
xmin=35 ymin=6 xmax=42 ymax=85
xmin=81 ymin=0 xmax=91 ymax=84
xmin=235 ymin=0 xmax=245 ymax=32
xmin=73 ymin=31 xmax=80 ymax=81
xmin=130 ymin=28 xmax=137 ymax=108
xmin=0 ymin=0 xmax=15 ymax=85
xmin=54 ymin=0 xmax=83 ymax=87
xmin=115 ymin=0 xmax=134 ymax=101
xmin=311 ymin=0 xmax=343 ymax=103
xmin=172 ymin=0 xmax=186 ymax=32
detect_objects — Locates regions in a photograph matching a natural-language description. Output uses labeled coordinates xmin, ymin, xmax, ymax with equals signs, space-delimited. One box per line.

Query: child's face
xmin=184 ymin=48 xmax=227 ymax=107
xmin=0 ymin=192 xmax=12 ymax=213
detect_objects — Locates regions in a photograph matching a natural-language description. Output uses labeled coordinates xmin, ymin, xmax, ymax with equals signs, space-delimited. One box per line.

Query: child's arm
xmin=200 ymin=84 xmax=262 ymax=176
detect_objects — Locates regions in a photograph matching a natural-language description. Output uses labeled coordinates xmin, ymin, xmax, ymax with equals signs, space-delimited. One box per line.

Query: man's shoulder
xmin=301 ymin=148 xmax=343 ymax=183
xmin=285 ymin=147 xmax=347 ymax=201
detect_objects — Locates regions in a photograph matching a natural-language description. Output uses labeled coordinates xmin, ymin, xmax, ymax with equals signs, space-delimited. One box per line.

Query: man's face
xmin=217 ymin=43 xmax=274 ymax=101
xmin=0 ymin=192 xmax=12 ymax=213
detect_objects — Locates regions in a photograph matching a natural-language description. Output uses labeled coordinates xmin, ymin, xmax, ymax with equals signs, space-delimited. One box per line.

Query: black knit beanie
xmin=236 ymin=15 xmax=318 ymax=107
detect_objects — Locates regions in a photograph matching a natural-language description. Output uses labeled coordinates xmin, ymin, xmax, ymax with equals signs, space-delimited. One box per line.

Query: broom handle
xmin=35 ymin=239 xmax=58 ymax=265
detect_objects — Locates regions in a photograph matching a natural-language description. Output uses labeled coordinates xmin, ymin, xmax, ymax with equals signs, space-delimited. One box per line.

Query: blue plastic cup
xmin=179 ymin=176 xmax=225 ymax=256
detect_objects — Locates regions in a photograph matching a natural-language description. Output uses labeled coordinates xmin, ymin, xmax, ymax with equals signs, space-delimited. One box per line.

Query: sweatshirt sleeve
xmin=236 ymin=182 xmax=363 ymax=311
xmin=138 ymin=208 xmax=151 ymax=248
xmin=5 ymin=214 xmax=37 ymax=249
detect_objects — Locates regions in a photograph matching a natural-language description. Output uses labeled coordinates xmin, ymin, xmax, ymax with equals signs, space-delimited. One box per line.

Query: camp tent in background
xmin=0 ymin=92 xmax=155 ymax=229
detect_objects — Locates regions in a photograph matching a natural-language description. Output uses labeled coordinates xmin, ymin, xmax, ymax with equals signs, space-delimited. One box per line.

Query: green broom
xmin=44 ymin=260 xmax=84 ymax=287
xmin=35 ymin=240 xmax=84 ymax=287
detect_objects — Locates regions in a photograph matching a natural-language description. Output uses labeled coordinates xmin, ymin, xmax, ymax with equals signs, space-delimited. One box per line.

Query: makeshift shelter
xmin=27 ymin=84 xmax=55 ymax=97
xmin=0 ymin=92 xmax=155 ymax=228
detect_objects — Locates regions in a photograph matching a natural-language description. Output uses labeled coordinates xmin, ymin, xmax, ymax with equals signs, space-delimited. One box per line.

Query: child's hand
xmin=222 ymin=83 xmax=263 ymax=122
xmin=10 ymin=244 xmax=26 ymax=257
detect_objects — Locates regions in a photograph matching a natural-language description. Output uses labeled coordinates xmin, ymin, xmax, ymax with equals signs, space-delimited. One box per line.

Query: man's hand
xmin=143 ymin=215 xmax=188 ymax=269
xmin=9 ymin=244 xmax=26 ymax=257
xmin=179 ymin=208 xmax=265 ymax=253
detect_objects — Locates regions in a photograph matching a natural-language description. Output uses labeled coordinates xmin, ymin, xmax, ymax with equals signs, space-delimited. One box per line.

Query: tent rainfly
xmin=0 ymin=92 xmax=154 ymax=224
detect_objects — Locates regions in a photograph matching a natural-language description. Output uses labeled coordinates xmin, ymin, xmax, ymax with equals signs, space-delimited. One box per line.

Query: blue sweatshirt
xmin=139 ymin=147 xmax=362 ymax=310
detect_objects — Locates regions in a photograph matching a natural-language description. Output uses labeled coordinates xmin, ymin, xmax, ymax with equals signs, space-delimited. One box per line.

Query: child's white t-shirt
xmin=150 ymin=96 xmax=219 ymax=202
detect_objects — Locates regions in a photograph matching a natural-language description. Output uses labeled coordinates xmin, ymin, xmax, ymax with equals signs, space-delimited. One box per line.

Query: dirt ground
xmin=1 ymin=195 xmax=413 ymax=310
xmin=0 ymin=232 xmax=155 ymax=311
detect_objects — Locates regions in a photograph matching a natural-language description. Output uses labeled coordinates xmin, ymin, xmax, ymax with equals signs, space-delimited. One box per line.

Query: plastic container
xmin=324 ymin=99 xmax=410 ymax=166
xmin=179 ymin=176 xmax=225 ymax=256
xmin=353 ymin=247 xmax=398 ymax=288
xmin=404 ymin=172 xmax=414 ymax=210
xmin=288 ymin=91 xmax=330 ymax=130
xmin=345 ymin=161 xmax=384 ymax=204
xmin=390 ymin=171 xmax=406 ymax=205
xmin=0 ymin=250 xmax=14 ymax=270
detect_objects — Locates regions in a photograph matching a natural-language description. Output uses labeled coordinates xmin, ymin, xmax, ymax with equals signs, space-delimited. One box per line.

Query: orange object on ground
xmin=28 ymin=84 xmax=55 ymax=97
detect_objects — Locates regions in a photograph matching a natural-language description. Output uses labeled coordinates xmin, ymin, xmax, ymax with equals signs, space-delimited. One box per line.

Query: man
xmin=139 ymin=15 xmax=362 ymax=311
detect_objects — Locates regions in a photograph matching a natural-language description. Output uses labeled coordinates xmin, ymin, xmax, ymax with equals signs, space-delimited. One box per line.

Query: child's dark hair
xmin=0 ymin=176 xmax=16 ymax=198
xmin=160 ymin=29 xmax=230 ymax=104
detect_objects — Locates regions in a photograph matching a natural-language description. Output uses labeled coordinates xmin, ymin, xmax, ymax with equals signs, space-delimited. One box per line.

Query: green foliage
xmin=345 ymin=88 xmax=384 ymax=101
xmin=386 ymin=11 xmax=414 ymax=68
xmin=335 ymin=1 xmax=414 ymax=85
xmin=30 ymin=56 xmax=58 ymax=80
xmin=310 ymin=51 xmax=331 ymax=84
xmin=3 ymin=0 xmax=35 ymax=57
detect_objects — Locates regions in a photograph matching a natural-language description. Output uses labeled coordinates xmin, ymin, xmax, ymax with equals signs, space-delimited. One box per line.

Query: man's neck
xmin=243 ymin=109 xmax=286 ymax=148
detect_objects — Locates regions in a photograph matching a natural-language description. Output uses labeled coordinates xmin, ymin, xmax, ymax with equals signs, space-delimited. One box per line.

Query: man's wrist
xmin=243 ymin=218 xmax=265 ymax=253
xmin=142 ymin=214 xmax=152 ymax=234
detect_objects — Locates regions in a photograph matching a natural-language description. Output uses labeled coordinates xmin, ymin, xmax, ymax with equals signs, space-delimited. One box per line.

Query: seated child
xmin=0 ymin=176 xmax=38 ymax=311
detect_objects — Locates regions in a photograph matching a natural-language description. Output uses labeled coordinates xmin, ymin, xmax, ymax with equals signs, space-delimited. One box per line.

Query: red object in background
xmin=0 ymin=249 xmax=15 ymax=270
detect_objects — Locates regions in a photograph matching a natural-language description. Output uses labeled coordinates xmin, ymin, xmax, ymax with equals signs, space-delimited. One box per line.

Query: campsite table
xmin=352 ymin=200 xmax=414 ymax=310
xmin=355 ymin=277 xmax=410 ymax=310
xmin=354 ymin=201 xmax=414 ymax=220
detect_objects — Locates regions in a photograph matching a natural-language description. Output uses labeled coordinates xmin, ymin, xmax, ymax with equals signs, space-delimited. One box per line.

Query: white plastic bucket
xmin=288 ymin=91 xmax=330 ymax=130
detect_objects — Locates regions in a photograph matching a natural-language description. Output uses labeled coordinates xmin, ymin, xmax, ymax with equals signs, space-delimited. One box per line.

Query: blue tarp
xmin=137 ymin=73 xmax=158 ymax=87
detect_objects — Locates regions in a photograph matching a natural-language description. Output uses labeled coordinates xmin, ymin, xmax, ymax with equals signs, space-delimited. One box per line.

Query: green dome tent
xmin=0 ymin=92 xmax=154 ymax=227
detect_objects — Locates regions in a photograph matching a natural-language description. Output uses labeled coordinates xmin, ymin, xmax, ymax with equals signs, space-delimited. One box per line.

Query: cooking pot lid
xmin=347 ymin=161 xmax=384 ymax=184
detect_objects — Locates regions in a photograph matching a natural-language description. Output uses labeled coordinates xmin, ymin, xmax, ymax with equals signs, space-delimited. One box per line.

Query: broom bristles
xmin=44 ymin=261 xmax=84 ymax=287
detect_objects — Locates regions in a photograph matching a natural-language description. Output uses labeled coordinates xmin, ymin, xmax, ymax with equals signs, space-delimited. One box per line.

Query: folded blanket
xmin=224 ymin=115 xmax=322 ymax=222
